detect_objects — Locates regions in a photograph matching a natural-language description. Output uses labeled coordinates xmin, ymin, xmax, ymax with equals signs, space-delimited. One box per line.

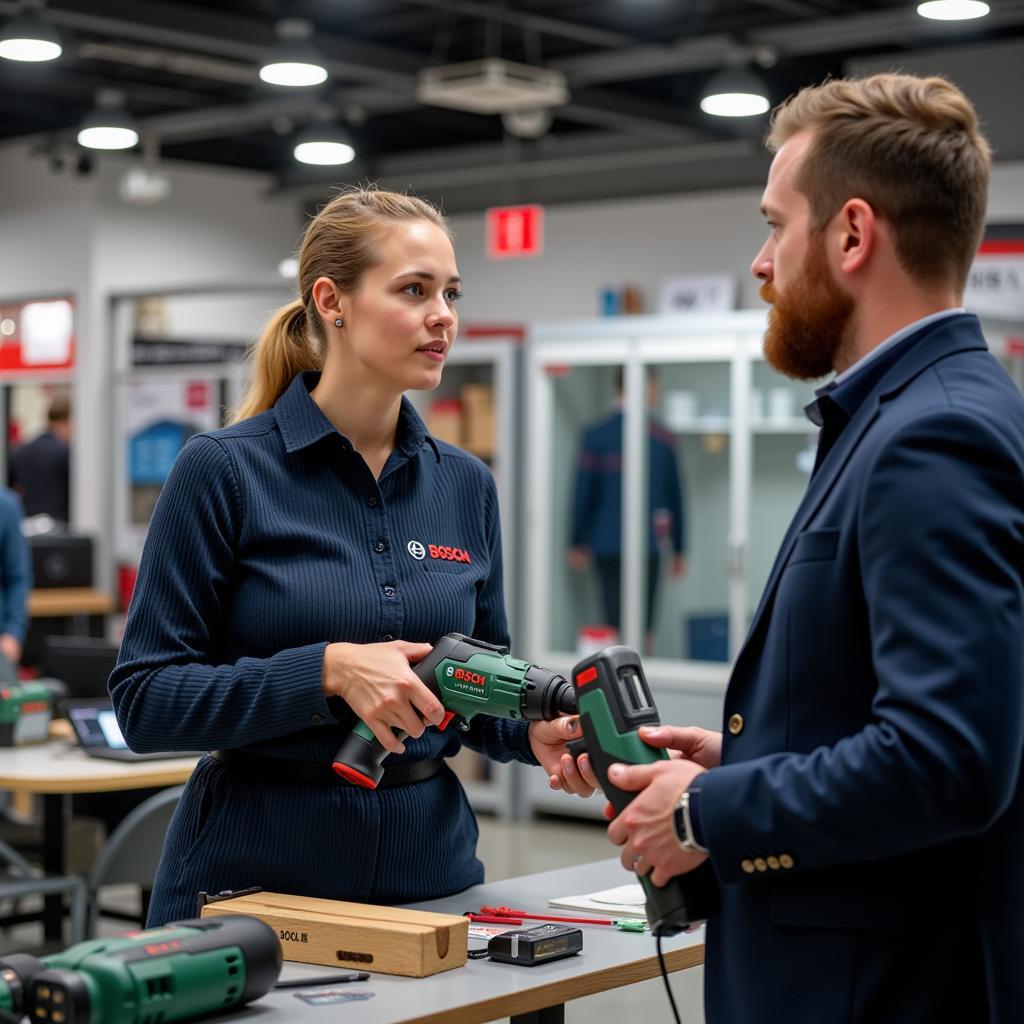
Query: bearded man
xmin=593 ymin=74 xmax=1024 ymax=1023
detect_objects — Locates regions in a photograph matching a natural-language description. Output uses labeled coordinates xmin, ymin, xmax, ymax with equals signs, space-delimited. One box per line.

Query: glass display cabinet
xmin=522 ymin=311 xmax=804 ymax=817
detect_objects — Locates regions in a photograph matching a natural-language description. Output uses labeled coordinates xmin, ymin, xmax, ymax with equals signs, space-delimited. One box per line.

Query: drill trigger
xmin=566 ymin=738 xmax=587 ymax=759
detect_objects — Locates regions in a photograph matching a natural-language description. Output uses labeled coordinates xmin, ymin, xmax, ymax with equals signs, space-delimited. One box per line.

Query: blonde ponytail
xmin=232 ymin=186 xmax=451 ymax=423
xmin=231 ymin=299 xmax=322 ymax=423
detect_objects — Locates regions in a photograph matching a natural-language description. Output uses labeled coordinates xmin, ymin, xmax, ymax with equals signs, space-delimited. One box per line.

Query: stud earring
xmin=335 ymin=318 xmax=343 ymax=327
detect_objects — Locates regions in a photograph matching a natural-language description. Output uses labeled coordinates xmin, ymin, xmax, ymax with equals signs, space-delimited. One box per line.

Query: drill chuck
xmin=521 ymin=665 xmax=576 ymax=720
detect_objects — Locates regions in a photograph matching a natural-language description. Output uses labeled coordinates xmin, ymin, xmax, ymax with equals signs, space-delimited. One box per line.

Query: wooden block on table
xmin=201 ymin=891 xmax=468 ymax=977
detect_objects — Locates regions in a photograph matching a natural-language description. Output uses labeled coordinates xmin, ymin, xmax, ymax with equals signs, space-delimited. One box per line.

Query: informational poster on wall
xmin=966 ymin=224 xmax=1024 ymax=321
xmin=122 ymin=377 xmax=218 ymax=528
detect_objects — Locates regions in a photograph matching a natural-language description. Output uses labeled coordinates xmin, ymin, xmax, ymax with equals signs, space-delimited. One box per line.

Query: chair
xmin=0 ymin=836 xmax=86 ymax=944
xmin=84 ymin=785 xmax=184 ymax=938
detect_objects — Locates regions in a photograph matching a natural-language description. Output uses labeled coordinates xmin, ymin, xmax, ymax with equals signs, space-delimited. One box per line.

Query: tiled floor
xmin=1 ymin=812 xmax=704 ymax=1023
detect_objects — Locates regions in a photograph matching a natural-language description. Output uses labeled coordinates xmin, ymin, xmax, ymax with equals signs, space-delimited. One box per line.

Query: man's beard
xmin=761 ymin=233 xmax=854 ymax=381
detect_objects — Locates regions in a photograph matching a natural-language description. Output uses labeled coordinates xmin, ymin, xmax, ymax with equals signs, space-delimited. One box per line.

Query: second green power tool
xmin=331 ymin=633 xmax=577 ymax=788
xmin=0 ymin=915 xmax=281 ymax=1024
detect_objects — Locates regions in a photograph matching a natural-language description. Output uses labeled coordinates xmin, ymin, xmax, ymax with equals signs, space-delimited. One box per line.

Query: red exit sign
xmin=486 ymin=204 xmax=544 ymax=259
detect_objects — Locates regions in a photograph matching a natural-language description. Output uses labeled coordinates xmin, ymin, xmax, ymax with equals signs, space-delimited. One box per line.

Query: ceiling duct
xmin=416 ymin=58 xmax=568 ymax=115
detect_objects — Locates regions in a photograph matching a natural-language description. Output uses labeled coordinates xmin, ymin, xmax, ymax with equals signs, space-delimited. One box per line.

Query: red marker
xmin=479 ymin=905 xmax=618 ymax=927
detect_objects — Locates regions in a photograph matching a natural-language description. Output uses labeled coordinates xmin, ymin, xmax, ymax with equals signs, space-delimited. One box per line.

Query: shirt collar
xmin=275 ymin=371 xmax=439 ymax=461
xmin=804 ymin=308 xmax=965 ymax=426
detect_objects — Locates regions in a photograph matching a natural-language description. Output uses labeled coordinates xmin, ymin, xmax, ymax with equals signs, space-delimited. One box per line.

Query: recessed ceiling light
xmin=0 ymin=3 xmax=61 ymax=62
xmin=293 ymin=123 xmax=356 ymax=165
xmin=917 ymin=1 xmax=990 ymax=20
xmin=701 ymin=69 xmax=770 ymax=118
xmin=260 ymin=18 xmax=328 ymax=87
xmin=78 ymin=90 xmax=139 ymax=151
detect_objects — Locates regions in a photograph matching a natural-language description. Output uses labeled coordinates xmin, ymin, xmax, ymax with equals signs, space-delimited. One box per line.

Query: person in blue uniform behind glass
xmin=569 ymin=369 xmax=686 ymax=652
xmin=110 ymin=188 xmax=595 ymax=925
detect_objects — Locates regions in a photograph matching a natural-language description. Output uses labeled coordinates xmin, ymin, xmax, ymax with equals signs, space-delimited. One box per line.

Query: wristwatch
xmin=674 ymin=788 xmax=709 ymax=854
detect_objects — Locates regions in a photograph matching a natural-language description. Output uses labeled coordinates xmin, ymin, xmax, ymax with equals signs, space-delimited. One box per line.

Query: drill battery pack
xmin=487 ymin=924 xmax=583 ymax=966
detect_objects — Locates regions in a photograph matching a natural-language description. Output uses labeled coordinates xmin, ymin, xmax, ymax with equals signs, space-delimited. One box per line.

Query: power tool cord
xmin=656 ymin=933 xmax=683 ymax=1024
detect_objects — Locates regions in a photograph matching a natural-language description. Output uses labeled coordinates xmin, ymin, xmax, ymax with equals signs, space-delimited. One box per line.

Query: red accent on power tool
xmin=575 ymin=666 xmax=598 ymax=687
xmin=331 ymin=762 xmax=378 ymax=789
xmin=439 ymin=710 xmax=455 ymax=730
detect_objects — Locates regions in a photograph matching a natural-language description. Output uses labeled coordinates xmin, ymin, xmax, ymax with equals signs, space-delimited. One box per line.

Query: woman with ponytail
xmin=110 ymin=187 xmax=594 ymax=924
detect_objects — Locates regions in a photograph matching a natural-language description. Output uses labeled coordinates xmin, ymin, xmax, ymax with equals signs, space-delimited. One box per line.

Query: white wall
xmin=448 ymin=160 xmax=1024 ymax=325
xmin=0 ymin=145 xmax=302 ymax=587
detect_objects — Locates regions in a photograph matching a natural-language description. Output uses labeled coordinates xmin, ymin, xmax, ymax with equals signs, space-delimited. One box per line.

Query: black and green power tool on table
xmin=567 ymin=645 xmax=721 ymax=937
xmin=0 ymin=916 xmax=281 ymax=1024
xmin=0 ymin=680 xmax=52 ymax=747
xmin=331 ymin=632 xmax=578 ymax=788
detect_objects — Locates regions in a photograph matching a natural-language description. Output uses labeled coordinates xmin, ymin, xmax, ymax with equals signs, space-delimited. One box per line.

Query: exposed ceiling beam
xmin=77 ymin=41 xmax=257 ymax=87
xmin=560 ymin=88 xmax=714 ymax=145
xmin=549 ymin=3 xmax=1024 ymax=86
xmin=285 ymin=136 xmax=761 ymax=196
xmin=0 ymin=0 xmax=422 ymax=90
xmin=399 ymin=0 xmax=637 ymax=49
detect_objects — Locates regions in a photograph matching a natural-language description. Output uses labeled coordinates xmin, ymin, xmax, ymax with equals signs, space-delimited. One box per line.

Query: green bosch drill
xmin=332 ymin=632 xmax=577 ymax=788
xmin=567 ymin=645 xmax=721 ymax=936
xmin=0 ymin=916 xmax=281 ymax=1024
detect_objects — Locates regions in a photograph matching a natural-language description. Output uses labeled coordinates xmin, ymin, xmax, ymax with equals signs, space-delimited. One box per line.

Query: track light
xmin=0 ymin=0 xmax=61 ymax=62
xmin=260 ymin=18 xmax=328 ymax=87
xmin=77 ymin=89 xmax=139 ymax=151
xmin=293 ymin=120 xmax=355 ymax=165
xmin=917 ymin=1 xmax=989 ymax=19
xmin=700 ymin=68 xmax=770 ymax=118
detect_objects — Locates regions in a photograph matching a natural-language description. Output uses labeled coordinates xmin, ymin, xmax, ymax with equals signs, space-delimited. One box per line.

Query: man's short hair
xmin=766 ymin=73 xmax=991 ymax=291
xmin=47 ymin=393 xmax=71 ymax=424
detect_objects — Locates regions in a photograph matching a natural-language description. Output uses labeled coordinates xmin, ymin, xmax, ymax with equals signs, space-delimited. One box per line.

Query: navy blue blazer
xmin=699 ymin=314 xmax=1024 ymax=1023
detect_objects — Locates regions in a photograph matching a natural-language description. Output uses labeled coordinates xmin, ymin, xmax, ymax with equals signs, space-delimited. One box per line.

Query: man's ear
xmin=311 ymin=276 xmax=345 ymax=323
xmin=835 ymin=198 xmax=876 ymax=277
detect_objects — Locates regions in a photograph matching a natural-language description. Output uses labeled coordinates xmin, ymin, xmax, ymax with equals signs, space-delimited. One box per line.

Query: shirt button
xmin=767 ymin=856 xmax=780 ymax=871
xmin=383 ymin=585 xmax=396 ymax=598
xmin=779 ymin=854 xmax=796 ymax=870
xmin=382 ymin=634 xmax=394 ymax=642
xmin=311 ymin=713 xmax=324 ymax=725
xmin=368 ymin=496 xmax=379 ymax=507
xmin=374 ymin=540 xmax=386 ymax=553
xmin=754 ymin=857 xmax=768 ymax=872
xmin=728 ymin=713 xmax=744 ymax=736
xmin=741 ymin=859 xmax=755 ymax=874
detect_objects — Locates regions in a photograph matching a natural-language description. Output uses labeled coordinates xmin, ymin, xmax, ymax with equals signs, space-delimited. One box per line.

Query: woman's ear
xmin=311 ymin=276 xmax=345 ymax=324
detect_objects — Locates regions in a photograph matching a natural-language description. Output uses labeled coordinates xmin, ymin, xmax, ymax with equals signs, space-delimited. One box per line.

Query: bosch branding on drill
xmin=332 ymin=633 xmax=577 ymax=788
xmin=449 ymin=667 xmax=487 ymax=686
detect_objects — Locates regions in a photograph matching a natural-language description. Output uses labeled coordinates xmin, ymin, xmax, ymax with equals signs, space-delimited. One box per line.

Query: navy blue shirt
xmin=111 ymin=372 xmax=533 ymax=922
xmin=571 ymin=410 xmax=687 ymax=557
xmin=9 ymin=431 xmax=69 ymax=521
xmin=0 ymin=488 xmax=30 ymax=643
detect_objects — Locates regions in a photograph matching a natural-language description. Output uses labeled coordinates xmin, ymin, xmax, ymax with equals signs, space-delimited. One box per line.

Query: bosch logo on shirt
xmin=408 ymin=539 xmax=473 ymax=564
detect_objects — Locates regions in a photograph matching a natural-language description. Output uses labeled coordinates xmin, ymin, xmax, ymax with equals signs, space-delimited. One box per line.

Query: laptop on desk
xmin=64 ymin=698 xmax=203 ymax=762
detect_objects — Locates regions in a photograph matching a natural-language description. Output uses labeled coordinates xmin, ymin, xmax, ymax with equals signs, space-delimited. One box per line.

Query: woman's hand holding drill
xmin=323 ymin=640 xmax=444 ymax=753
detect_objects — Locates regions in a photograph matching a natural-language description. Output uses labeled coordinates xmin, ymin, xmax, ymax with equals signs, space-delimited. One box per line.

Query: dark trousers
xmin=594 ymin=555 xmax=660 ymax=632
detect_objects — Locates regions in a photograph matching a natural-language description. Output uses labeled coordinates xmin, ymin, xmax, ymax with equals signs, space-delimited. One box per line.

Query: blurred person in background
xmin=0 ymin=486 xmax=31 ymax=670
xmin=569 ymin=368 xmax=686 ymax=651
xmin=9 ymin=392 xmax=71 ymax=523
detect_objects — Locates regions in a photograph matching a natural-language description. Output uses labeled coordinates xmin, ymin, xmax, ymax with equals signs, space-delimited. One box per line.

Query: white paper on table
xmin=549 ymin=884 xmax=648 ymax=919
